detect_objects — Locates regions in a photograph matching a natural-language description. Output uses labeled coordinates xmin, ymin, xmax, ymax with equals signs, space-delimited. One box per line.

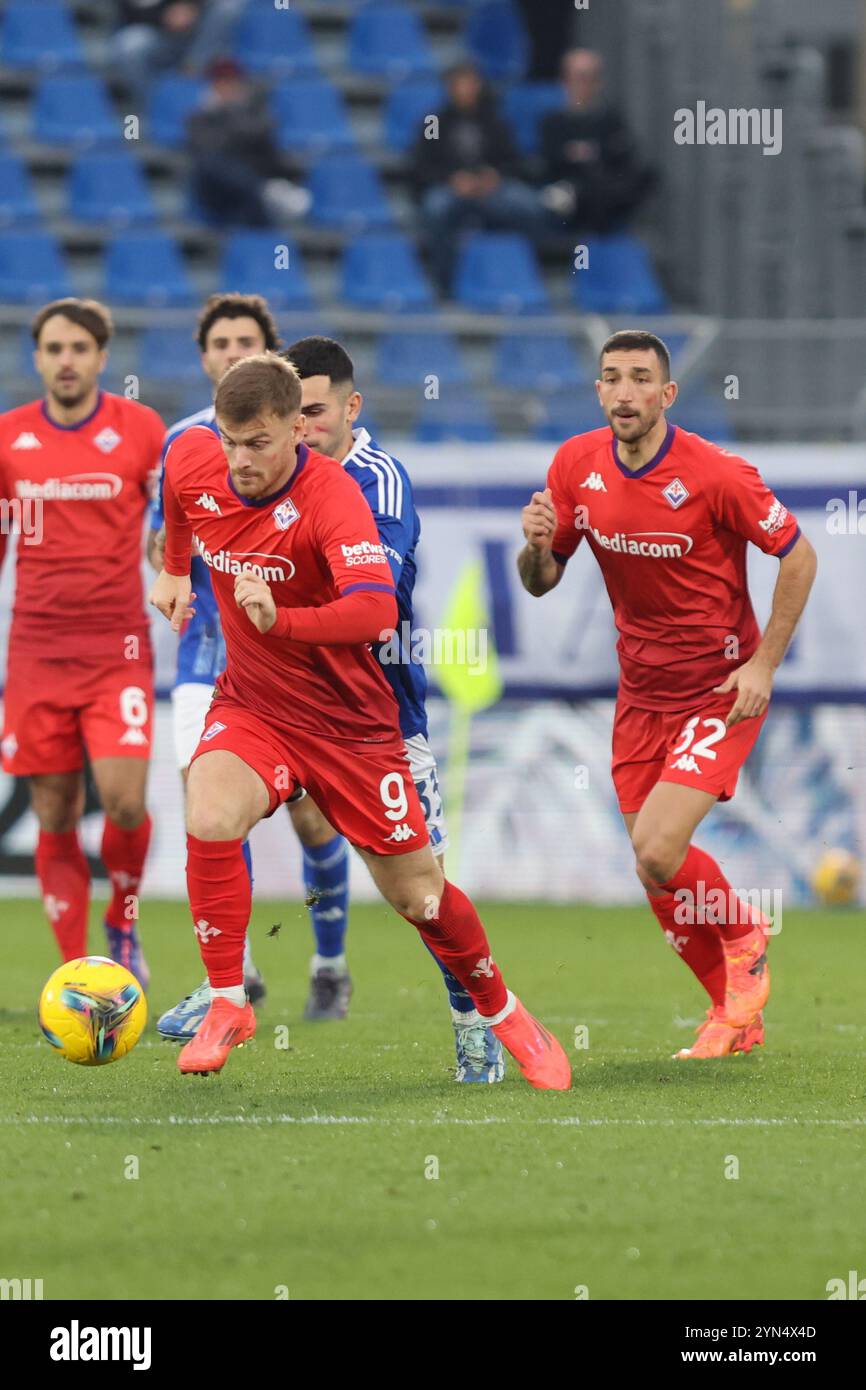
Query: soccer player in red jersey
xmin=0 ymin=299 xmax=164 ymax=983
xmin=149 ymin=354 xmax=570 ymax=1088
xmin=518 ymin=330 xmax=817 ymax=1058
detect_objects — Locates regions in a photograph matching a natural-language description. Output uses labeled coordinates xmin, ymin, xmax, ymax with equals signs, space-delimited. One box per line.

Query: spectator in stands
xmin=539 ymin=48 xmax=654 ymax=233
xmin=110 ymin=1 xmax=246 ymax=104
xmin=412 ymin=62 xmax=541 ymax=295
xmin=186 ymin=57 xmax=310 ymax=228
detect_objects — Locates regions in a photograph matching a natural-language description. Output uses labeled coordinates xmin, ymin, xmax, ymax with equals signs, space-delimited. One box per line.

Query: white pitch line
xmin=1 ymin=1114 xmax=865 ymax=1128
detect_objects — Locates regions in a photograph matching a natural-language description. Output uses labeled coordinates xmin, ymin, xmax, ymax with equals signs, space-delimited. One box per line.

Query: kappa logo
xmin=92 ymin=427 xmax=122 ymax=455
xmin=670 ymin=753 xmax=702 ymax=774
xmin=273 ymin=498 xmax=300 ymax=531
xmin=664 ymin=930 xmax=689 ymax=955
xmin=10 ymin=431 xmax=41 ymax=450
xmin=384 ymin=823 xmax=417 ymax=843
xmin=194 ymin=919 xmax=221 ymax=942
xmin=662 ymin=476 xmax=689 ymax=509
xmin=118 ymin=727 xmax=148 ymax=747
xmin=580 ymin=471 xmax=607 ymax=491
xmin=43 ymin=894 xmax=70 ymax=923
xmin=470 ymin=956 xmax=495 ymax=979
xmin=195 ymin=492 xmax=222 ymax=515
xmin=314 ymin=906 xmax=345 ymax=922
xmin=201 ymin=721 xmax=227 ymax=742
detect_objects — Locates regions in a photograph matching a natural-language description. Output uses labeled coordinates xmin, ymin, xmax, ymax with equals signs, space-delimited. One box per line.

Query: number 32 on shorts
xmin=671 ymin=715 xmax=726 ymax=763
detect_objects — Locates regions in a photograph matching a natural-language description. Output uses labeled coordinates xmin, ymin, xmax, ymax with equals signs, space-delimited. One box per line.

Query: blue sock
xmin=424 ymin=942 xmax=475 ymax=1014
xmin=302 ymin=834 xmax=349 ymax=958
xmin=241 ymin=839 xmax=253 ymax=887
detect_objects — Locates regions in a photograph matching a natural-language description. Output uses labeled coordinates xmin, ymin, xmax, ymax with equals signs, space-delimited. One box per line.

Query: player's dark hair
xmin=31 ymin=298 xmax=113 ymax=348
xmin=600 ymin=330 xmax=671 ymax=381
xmin=215 ymin=353 xmax=301 ymax=424
xmin=282 ymin=336 xmax=354 ymax=388
xmin=195 ymin=293 xmax=282 ymax=354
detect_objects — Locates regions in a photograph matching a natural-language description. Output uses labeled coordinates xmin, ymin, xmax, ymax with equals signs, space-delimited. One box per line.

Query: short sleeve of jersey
xmin=350 ymin=463 xmax=415 ymax=587
xmin=548 ymin=442 xmax=584 ymax=565
xmin=313 ymin=471 xmax=397 ymax=596
xmin=710 ymin=451 xmax=801 ymax=557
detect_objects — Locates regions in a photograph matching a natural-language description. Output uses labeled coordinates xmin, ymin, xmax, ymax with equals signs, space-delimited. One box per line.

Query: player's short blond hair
xmin=214 ymin=353 xmax=301 ymax=424
xmin=31 ymin=298 xmax=113 ymax=348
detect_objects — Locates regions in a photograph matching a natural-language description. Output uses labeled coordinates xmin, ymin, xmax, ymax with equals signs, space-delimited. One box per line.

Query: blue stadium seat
xmin=138 ymin=328 xmax=202 ymax=384
xmin=68 ymin=152 xmax=157 ymax=227
xmin=0 ymin=154 xmax=40 ymax=227
xmin=414 ymin=389 xmax=497 ymax=443
xmin=105 ymin=234 xmax=195 ymax=307
xmin=271 ymin=79 xmax=355 ymax=155
xmin=672 ymin=395 xmax=736 ymax=443
xmin=342 ymin=234 xmax=433 ymax=312
xmin=33 ymin=76 xmax=119 ymax=147
xmin=348 ymin=3 xmax=435 ymax=78
xmin=231 ymin=7 xmax=318 ymax=77
xmin=454 ymin=233 xmax=548 ymax=313
xmin=219 ymin=232 xmax=314 ymax=310
xmin=0 ymin=3 xmax=85 ymax=72
xmin=573 ymin=233 xmax=668 ymax=314
xmin=308 ymin=154 xmax=392 ymax=231
xmin=0 ymin=232 xmax=72 ymax=304
xmin=466 ymin=1 xmax=528 ymax=81
xmin=503 ymin=82 xmax=562 ymax=154
xmin=146 ymin=75 xmax=207 ymax=149
xmin=375 ymin=331 xmax=468 ymax=388
xmin=382 ymin=77 xmax=444 ymax=153
xmin=532 ymin=389 xmax=604 ymax=442
xmin=493 ymin=334 xmax=586 ymax=393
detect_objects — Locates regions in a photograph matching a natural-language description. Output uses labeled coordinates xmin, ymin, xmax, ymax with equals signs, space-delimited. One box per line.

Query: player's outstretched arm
xmin=714 ymin=533 xmax=817 ymax=725
xmin=518 ymin=488 xmax=563 ymax=596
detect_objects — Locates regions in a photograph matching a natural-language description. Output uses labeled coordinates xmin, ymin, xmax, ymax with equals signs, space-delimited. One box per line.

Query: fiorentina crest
xmin=273 ymin=498 xmax=300 ymax=530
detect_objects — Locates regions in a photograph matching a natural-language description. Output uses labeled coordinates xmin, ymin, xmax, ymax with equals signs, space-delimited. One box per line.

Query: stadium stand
xmin=0 ymin=0 xmax=861 ymax=440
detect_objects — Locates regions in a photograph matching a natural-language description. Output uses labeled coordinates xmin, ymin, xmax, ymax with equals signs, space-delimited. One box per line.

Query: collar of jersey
xmin=341 ymin=425 xmax=372 ymax=467
xmin=610 ymin=420 xmax=676 ymax=479
xmin=226 ymin=441 xmax=309 ymax=507
xmin=40 ymin=390 xmax=104 ymax=432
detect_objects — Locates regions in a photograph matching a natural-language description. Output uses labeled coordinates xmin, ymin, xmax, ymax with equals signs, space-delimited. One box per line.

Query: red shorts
xmin=611 ymin=692 xmax=768 ymax=815
xmin=190 ymin=696 xmax=430 ymax=857
xmin=1 ymin=649 xmax=154 ymax=775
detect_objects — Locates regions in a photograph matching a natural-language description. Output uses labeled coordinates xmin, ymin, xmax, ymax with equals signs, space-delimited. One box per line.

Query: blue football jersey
xmin=149 ymin=404 xmax=225 ymax=688
xmin=341 ymin=428 xmax=428 ymax=740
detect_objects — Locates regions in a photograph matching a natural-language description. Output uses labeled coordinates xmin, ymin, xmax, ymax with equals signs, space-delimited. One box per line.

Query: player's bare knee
xmin=632 ymin=832 xmax=681 ymax=888
xmin=103 ymin=799 xmax=147 ymax=832
xmin=30 ymin=778 xmax=81 ymax=834
xmin=187 ymin=798 xmax=247 ymax=842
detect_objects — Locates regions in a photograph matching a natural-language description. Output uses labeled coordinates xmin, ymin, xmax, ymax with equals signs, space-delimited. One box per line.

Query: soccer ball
xmin=38 ymin=956 xmax=147 ymax=1065
xmin=811 ymin=849 xmax=861 ymax=907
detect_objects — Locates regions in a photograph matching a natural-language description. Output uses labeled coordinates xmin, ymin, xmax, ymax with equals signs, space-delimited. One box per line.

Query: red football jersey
xmin=162 ymin=428 xmax=402 ymax=742
xmin=0 ymin=391 xmax=164 ymax=658
xmin=548 ymin=422 xmax=801 ymax=710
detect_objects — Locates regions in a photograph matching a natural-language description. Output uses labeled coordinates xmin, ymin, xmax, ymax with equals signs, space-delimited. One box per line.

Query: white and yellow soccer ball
xmin=38 ymin=955 xmax=147 ymax=1065
xmin=811 ymin=849 xmax=861 ymax=907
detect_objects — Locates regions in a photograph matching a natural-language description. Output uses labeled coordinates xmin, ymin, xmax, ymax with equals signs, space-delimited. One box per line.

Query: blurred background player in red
xmin=0 ymin=299 xmax=164 ymax=985
xmin=518 ymin=330 xmax=817 ymax=1059
xmin=149 ymin=354 xmax=571 ymax=1088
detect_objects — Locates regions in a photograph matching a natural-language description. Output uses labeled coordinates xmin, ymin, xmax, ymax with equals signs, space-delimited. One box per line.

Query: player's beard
xmin=49 ymin=379 xmax=91 ymax=411
xmin=607 ymin=405 xmax=660 ymax=443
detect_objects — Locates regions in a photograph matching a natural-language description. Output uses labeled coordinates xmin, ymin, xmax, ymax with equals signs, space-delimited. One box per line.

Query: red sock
xmin=402 ymin=879 xmax=508 ymax=1016
xmin=34 ymin=830 xmax=90 ymax=961
xmin=186 ymin=835 xmax=250 ymax=988
xmin=663 ymin=844 xmax=763 ymax=943
xmin=645 ymin=886 xmax=727 ymax=1008
xmin=101 ymin=814 xmax=152 ymax=931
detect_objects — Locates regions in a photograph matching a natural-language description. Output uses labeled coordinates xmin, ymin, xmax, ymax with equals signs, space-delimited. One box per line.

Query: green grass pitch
xmin=1 ymin=897 xmax=864 ymax=1301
